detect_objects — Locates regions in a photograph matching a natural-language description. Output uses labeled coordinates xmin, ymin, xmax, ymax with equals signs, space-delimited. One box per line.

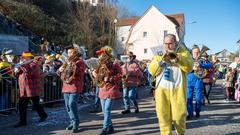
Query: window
xmin=164 ymin=30 xmax=168 ymax=37
xmin=143 ymin=32 xmax=147 ymax=38
xmin=144 ymin=48 xmax=147 ymax=54
xmin=121 ymin=37 xmax=124 ymax=41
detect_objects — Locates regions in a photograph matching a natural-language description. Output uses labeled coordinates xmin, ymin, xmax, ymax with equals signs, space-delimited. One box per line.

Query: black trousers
xmin=18 ymin=96 xmax=47 ymax=124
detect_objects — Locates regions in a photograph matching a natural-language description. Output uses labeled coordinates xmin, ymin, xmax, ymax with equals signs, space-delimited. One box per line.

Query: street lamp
xmin=108 ymin=18 xmax=117 ymax=46
xmin=237 ymin=39 xmax=240 ymax=57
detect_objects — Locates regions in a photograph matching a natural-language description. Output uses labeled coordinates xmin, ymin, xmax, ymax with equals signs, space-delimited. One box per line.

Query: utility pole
xmin=237 ymin=39 xmax=240 ymax=57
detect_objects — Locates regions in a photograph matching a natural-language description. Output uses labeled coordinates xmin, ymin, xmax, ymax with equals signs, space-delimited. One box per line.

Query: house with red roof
xmin=116 ymin=5 xmax=185 ymax=61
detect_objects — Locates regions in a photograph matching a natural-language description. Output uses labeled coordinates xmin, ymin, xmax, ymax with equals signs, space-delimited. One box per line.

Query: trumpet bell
xmin=168 ymin=52 xmax=177 ymax=59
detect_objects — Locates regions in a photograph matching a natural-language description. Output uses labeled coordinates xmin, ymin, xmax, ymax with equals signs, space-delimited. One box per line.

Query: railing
xmin=0 ymin=75 xmax=64 ymax=112
xmin=0 ymin=77 xmax=18 ymax=112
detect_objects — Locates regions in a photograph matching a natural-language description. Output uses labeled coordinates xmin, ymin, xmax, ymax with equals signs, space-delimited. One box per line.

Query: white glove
xmin=14 ymin=67 xmax=19 ymax=73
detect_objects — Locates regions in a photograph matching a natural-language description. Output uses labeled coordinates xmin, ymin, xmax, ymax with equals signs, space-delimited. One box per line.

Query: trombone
xmin=0 ymin=59 xmax=34 ymax=77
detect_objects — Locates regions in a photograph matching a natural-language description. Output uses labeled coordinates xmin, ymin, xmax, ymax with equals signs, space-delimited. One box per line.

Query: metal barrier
xmin=0 ymin=74 xmax=95 ymax=112
xmin=43 ymin=75 xmax=63 ymax=103
xmin=0 ymin=77 xmax=18 ymax=112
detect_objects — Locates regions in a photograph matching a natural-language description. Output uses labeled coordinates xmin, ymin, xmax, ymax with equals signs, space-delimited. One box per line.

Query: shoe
xmin=66 ymin=124 xmax=73 ymax=130
xmin=14 ymin=122 xmax=27 ymax=128
xmin=90 ymin=109 xmax=100 ymax=113
xmin=72 ymin=128 xmax=79 ymax=133
xmin=107 ymin=125 xmax=114 ymax=134
xmin=207 ymin=100 xmax=211 ymax=104
xmin=39 ymin=115 xmax=48 ymax=122
xmin=134 ymin=108 xmax=139 ymax=113
xmin=196 ymin=113 xmax=200 ymax=118
xmin=121 ymin=110 xmax=131 ymax=114
xmin=99 ymin=130 xmax=107 ymax=135
xmin=186 ymin=115 xmax=193 ymax=121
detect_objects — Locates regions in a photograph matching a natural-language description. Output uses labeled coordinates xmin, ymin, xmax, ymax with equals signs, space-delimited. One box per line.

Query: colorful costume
xmin=148 ymin=47 xmax=193 ymax=135
xmin=187 ymin=59 xmax=212 ymax=118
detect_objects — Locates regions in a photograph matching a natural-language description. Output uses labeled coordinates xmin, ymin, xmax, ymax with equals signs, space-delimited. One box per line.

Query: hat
xmin=22 ymin=51 xmax=34 ymax=58
xmin=96 ymin=48 xmax=105 ymax=56
xmin=1 ymin=48 xmax=13 ymax=55
xmin=56 ymin=54 xmax=61 ymax=59
xmin=96 ymin=46 xmax=113 ymax=57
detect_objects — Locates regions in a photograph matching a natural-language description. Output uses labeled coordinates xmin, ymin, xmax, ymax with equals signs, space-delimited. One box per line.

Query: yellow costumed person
xmin=148 ymin=34 xmax=193 ymax=135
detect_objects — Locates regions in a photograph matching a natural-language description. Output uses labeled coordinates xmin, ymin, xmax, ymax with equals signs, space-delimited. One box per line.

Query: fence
xmin=0 ymin=75 xmax=64 ymax=112
xmin=0 ymin=77 xmax=18 ymax=112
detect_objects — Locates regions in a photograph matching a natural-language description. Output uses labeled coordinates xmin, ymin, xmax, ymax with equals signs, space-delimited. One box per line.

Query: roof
xmin=117 ymin=12 xmax=184 ymax=28
xmin=117 ymin=17 xmax=140 ymax=26
xmin=165 ymin=13 xmax=184 ymax=27
xmin=215 ymin=49 xmax=235 ymax=56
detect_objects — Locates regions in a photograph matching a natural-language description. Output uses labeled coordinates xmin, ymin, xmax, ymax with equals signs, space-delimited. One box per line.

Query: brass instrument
xmin=59 ymin=48 xmax=80 ymax=83
xmin=120 ymin=55 xmax=130 ymax=88
xmin=149 ymin=43 xmax=186 ymax=88
xmin=94 ymin=49 xmax=113 ymax=87
xmin=193 ymin=45 xmax=210 ymax=78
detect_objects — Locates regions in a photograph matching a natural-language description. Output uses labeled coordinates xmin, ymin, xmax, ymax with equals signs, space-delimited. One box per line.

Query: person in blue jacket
xmin=187 ymin=45 xmax=212 ymax=119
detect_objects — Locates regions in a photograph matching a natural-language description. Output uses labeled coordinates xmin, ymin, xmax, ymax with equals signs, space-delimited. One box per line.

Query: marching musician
xmin=121 ymin=52 xmax=142 ymax=114
xmin=95 ymin=46 xmax=122 ymax=135
xmin=57 ymin=47 xmax=85 ymax=133
xmin=187 ymin=45 xmax=212 ymax=120
xmin=148 ymin=34 xmax=193 ymax=135
xmin=14 ymin=51 xmax=48 ymax=128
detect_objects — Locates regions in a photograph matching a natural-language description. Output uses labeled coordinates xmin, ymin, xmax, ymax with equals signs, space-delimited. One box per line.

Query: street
xmin=1 ymin=80 xmax=240 ymax=135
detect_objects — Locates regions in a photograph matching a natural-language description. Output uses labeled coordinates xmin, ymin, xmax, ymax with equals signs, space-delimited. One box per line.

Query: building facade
xmin=116 ymin=5 xmax=185 ymax=61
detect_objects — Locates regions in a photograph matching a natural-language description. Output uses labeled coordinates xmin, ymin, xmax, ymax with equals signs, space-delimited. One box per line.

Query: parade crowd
xmin=1 ymin=34 xmax=240 ymax=135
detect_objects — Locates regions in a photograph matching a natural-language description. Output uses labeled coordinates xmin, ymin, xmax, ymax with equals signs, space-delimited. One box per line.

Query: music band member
xmin=121 ymin=52 xmax=142 ymax=114
xmin=57 ymin=47 xmax=85 ymax=133
xmin=14 ymin=51 xmax=48 ymax=128
xmin=187 ymin=45 xmax=212 ymax=120
xmin=96 ymin=46 xmax=122 ymax=135
xmin=148 ymin=34 xmax=193 ymax=135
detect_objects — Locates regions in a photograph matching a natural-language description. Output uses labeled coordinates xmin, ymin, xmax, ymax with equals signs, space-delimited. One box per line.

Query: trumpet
xmin=148 ymin=41 xmax=188 ymax=89
xmin=0 ymin=59 xmax=34 ymax=77
xmin=193 ymin=45 xmax=209 ymax=78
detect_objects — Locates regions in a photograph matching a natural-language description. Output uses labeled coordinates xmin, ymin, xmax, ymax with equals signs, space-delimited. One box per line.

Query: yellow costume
xmin=148 ymin=47 xmax=193 ymax=135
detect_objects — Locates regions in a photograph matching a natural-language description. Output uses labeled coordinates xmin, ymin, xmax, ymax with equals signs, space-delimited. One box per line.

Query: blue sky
xmin=118 ymin=0 xmax=240 ymax=54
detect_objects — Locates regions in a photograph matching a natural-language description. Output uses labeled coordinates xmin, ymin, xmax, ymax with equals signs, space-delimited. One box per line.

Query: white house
xmin=215 ymin=49 xmax=235 ymax=65
xmin=116 ymin=5 xmax=185 ymax=61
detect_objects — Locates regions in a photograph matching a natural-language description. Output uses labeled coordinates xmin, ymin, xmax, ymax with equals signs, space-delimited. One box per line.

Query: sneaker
xmin=107 ymin=125 xmax=114 ymax=134
xmin=186 ymin=115 xmax=193 ymax=121
xmin=121 ymin=110 xmax=131 ymax=114
xmin=90 ymin=109 xmax=100 ymax=113
xmin=99 ymin=130 xmax=107 ymax=135
xmin=134 ymin=108 xmax=139 ymax=113
xmin=207 ymin=100 xmax=211 ymax=104
xmin=196 ymin=113 xmax=200 ymax=118
xmin=72 ymin=128 xmax=79 ymax=133
xmin=39 ymin=115 xmax=48 ymax=122
xmin=66 ymin=124 xmax=73 ymax=130
xmin=14 ymin=122 xmax=27 ymax=128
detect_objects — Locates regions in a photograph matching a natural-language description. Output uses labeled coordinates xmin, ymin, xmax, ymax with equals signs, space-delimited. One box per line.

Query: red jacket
xmin=121 ymin=61 xmax=143 ymax=87
xmin=59 ymin=59 xmax=85 ymax=94
xmin=17 ymin=61 xmax=43 ymax=97
xmin=99 ymin=61 xmax=122 ymax=100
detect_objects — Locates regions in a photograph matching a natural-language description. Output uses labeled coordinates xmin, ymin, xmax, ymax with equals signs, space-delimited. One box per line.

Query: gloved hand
xmin=158 ymin=61 xmax=168 ymax=68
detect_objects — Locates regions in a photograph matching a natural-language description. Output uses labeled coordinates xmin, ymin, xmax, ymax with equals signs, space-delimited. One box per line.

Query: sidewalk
xmin=1 ymin=80 xmax=240 ymax=135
